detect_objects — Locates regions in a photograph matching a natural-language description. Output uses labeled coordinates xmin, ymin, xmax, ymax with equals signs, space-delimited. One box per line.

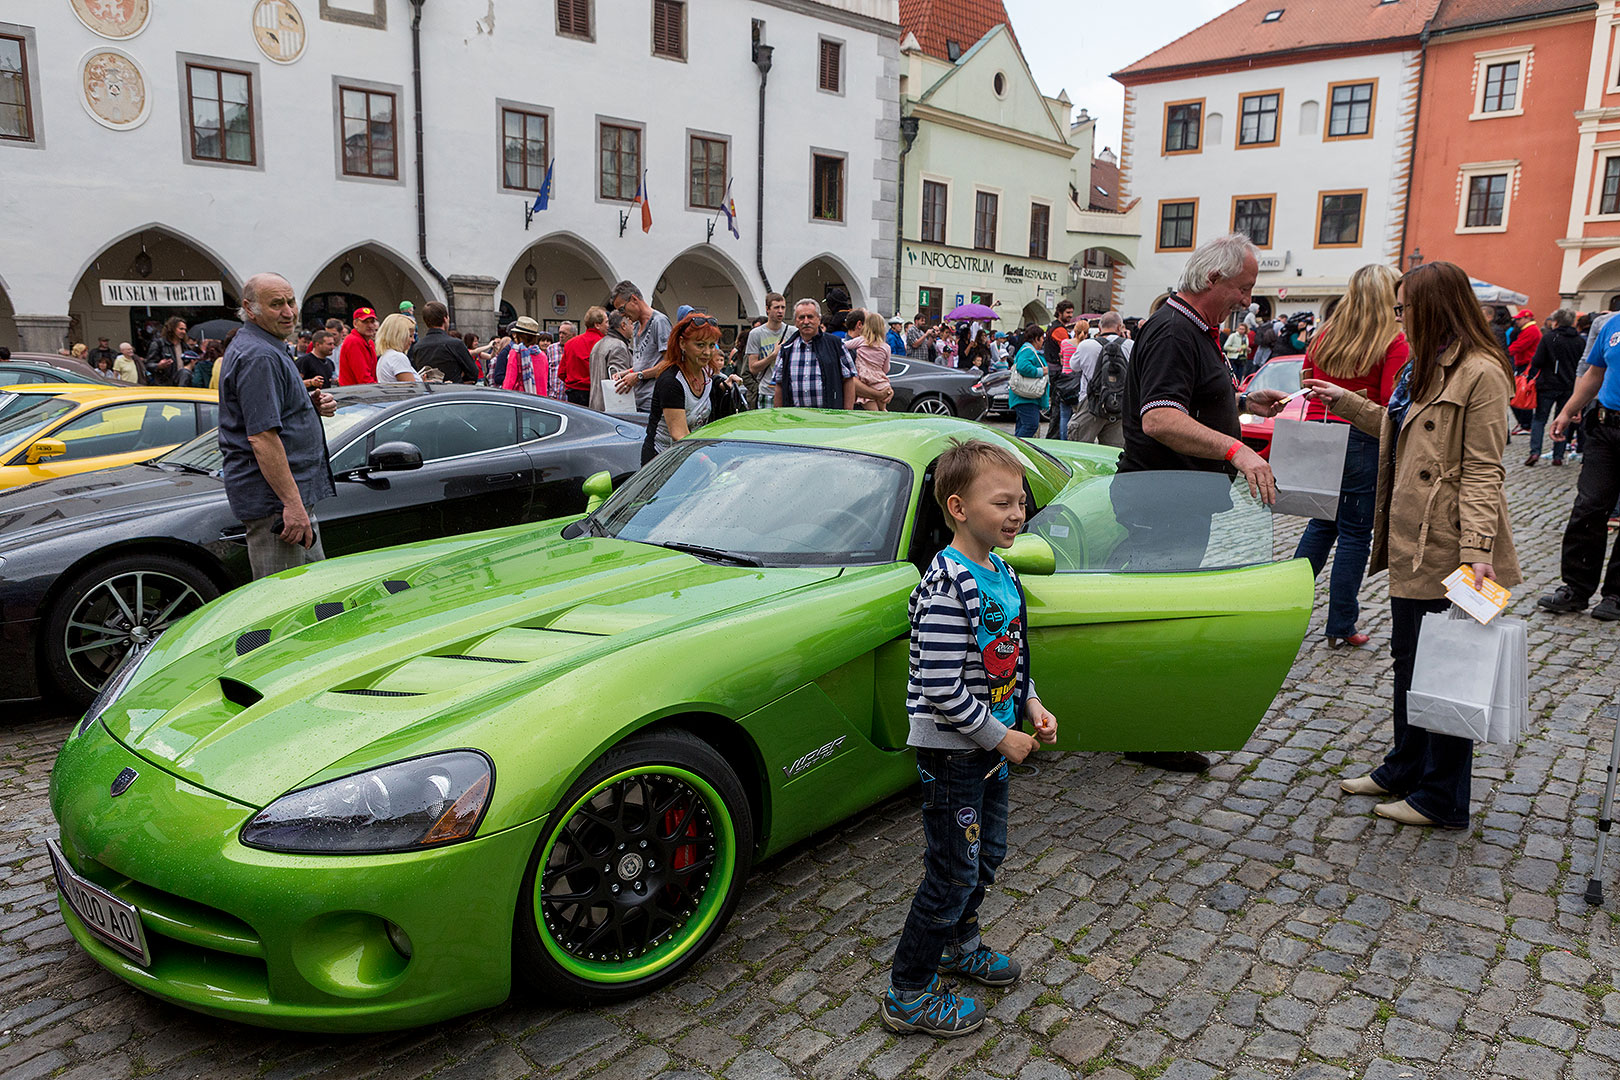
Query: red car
xmin=1237 ymin=356 xmax=1307 ymax=459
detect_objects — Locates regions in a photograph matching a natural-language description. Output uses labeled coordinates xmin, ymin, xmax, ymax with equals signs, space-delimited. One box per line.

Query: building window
xmin=1157 ymin=200 xmax=1197 ymax=251
xmin=652 ymin=0 xmax=684 ymax=60
xmin=339 ymin=85 xmax=396 ymax=178
xmin=1326 ymin=81 xmax=1374 ymax=138
xmin=1601 ymin=158 xmax=1620 ymax=216
xmin=688 ymin=134 xmax=726 ymax=209
xmin=1232 ymin=196 xmax=1273 ymax=247
xmin=1164 ymin=99 xmax=1202 ymax=153
xmin=502 ymin=107 xmax=548 ymax=192
xmin=974 ymin=191 xmax=999 ymax=251
xmin=1464 ymin=173 xmax=1508 ymax=228
xmin=819 ymin=39 xmax=842 ymax=93
xmin=1316 ymin=190 xmax=1365 ymax=247
xmin=186 ymin=63 xmax=255 ymax=165
xmin=0 ymin=32 xmax=33 ymax=144
xmin=1238 ymin=91 xmax=1281 ymax=147
xmin=557 ymin=0 xmax=592 ymax=39
xmin=1482 ymin=61 xmax=1520 ymax=113
xmin=921 ymin=180 xmax=947 ymax=244
xmin=812 ymin=153 xmax=844 ymax=221
xmin=599 ymin=122 xmax=641 ymax=201
xmin=1029 ymin=202 xmax=1050 ymax=260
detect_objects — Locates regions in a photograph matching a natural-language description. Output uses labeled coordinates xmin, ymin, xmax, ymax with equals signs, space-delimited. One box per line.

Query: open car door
xmin=1011 ymin=469 xmax=1312 ymax=753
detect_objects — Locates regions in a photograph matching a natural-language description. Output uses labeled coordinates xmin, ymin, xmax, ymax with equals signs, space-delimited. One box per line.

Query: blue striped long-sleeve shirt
xmin=906 ymin=550 xmax=1036 ymax=751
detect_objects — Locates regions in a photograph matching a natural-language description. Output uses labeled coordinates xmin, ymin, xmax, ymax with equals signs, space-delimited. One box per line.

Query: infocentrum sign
xmin=100 ymin=280 xmax=224 ymax=306
xmin=904 ymin=245 xmax=1063 ymax=287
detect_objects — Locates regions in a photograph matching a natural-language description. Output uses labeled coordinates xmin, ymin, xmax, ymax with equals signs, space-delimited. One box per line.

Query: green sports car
xmin=48 ymin=411 xmax=1312 ymax=1032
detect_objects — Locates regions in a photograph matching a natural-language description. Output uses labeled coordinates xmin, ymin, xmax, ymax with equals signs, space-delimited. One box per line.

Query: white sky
xmin=1002 ymin=0 xmax=1236 ymax=154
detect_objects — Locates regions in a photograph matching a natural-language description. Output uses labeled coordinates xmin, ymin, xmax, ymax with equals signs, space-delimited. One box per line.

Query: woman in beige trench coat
xmin=1304 ymin=260 xmax=1520 ymax=830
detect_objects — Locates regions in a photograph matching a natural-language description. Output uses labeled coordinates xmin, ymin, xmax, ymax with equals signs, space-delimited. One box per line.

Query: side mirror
xmin=1002 ymin=533 xmax=1056 ymax=576
xmin=368 ymin=441 xmax=423 ymax=472
xmin=583 ymin=470 xmax=614 ymax=513
xmin=25 ymin=439 xmax=66 ymax=465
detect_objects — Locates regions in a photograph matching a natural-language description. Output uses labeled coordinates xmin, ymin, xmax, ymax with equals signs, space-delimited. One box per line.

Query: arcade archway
xmin=652 ymin=245 xmax=754 ymax=346
xmin=500 ymin=232 xmax=616 ymax=334
xmin=784 ymin=254 xmax=865 ymax=313
xmin=69 ymin=228 xmax=241 ymax=354
xmin=303 ymin=243 xmax=433 ymax=330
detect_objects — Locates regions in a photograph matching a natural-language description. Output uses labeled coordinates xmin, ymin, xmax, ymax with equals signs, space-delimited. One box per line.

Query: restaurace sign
xmin=100 ymin=280 xmax=224 ymax=306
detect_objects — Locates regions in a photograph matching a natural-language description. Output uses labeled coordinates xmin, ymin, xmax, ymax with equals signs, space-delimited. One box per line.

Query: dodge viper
xmin=48 ymin=411 xmax=1312 ymax=1032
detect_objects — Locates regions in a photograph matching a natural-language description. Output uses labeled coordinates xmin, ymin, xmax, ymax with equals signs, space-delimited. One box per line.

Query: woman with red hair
xmin=642 ymin=313 xmax=744 ymax=464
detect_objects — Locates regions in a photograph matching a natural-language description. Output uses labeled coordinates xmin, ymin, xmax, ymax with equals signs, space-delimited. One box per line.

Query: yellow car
xmin=0 ymin=385 xmax=219 ymax=490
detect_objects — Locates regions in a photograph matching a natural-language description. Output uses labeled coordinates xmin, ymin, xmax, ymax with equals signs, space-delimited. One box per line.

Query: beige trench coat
xmin=1329 ymin=342 xmax=1521 ymax=600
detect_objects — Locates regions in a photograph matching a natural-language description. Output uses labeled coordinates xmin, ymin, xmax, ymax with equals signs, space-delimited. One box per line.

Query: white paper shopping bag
xmin=1270 ymin=418 xmax=1350 ymax=520
xmin=1485 ymin=617 xmax=1529 ymax=744
xmin=600 ymin=379 xmax=638 ymax=414
xmin=1407 ymin=611 xmax=1520 ymax=743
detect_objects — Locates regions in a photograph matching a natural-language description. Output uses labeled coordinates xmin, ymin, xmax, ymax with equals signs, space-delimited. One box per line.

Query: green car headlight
xmin=76 ymin=632 xmax=162 ymax=737
xmin=240 ymin=751 xmax=494 ymax=854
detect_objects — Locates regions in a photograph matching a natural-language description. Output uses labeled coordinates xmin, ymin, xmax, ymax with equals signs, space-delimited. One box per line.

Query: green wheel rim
xmin=534 ymin=764 xmax=737 ymax=983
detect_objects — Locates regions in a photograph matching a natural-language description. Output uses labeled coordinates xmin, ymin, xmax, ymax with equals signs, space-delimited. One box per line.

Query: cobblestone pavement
xmin=3 ymin=445 xmax=1619 ymax=1080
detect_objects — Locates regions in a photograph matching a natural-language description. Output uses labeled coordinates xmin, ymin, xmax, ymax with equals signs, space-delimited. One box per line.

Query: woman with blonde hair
xmin=1295 ymin=263 xmax=1410 ymax=647
xmin=373 ymin=313 xmax=418 ymax=383
xmin=1305 ymin=260 xmax=1519 ymax=829
xmin=846 ymin=310 xmax=894 ymax=410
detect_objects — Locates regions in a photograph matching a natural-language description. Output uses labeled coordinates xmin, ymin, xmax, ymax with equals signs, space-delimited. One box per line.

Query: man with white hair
xmin=217 ymin=273 xmax=338 ymax=579
xmin=1112 ymin=234 xmax=1289 ymax=772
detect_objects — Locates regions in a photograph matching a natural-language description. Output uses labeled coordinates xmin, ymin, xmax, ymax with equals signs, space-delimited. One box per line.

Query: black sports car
xmin=884 ymin=357 xmax=989 ymax=419
xmin=0 ymin=384 xmax=642 ymax=706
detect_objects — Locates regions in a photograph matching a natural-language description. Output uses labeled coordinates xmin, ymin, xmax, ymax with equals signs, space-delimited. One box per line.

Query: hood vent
xmin=438 ymin=654 xmax=524 ymax=664
xmin=234 ymin=629 xmax=271 ymax=656
xmin=333 ymin=689 xmax=422 ymax=698
xmin=383 ymin=580 xmax=411 ymax=594
xmin=219 ymin=678 xmax=263 ymax=709
xmin=314 ymin=602 xmax=345 ymax=621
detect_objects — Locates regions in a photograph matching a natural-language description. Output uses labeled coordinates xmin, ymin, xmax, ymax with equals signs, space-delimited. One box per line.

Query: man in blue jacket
xmin=887 ymin=315 xmax=907 ymax=356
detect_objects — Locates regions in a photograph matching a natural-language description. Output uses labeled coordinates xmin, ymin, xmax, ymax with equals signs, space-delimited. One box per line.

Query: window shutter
xmin=558 ymin=0 xmax=589 ymax=36
xmin=653 ymin=0 xmax=683 ymax=57
xmin=820 ymin=40 xmax=840 ymax=92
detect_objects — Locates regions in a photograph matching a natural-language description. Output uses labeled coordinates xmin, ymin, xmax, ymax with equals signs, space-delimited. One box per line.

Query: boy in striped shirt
xmin=882 ymin=439 xmax=1058 ymax=1037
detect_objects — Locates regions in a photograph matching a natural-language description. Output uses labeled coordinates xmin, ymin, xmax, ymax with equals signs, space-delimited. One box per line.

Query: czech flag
xmin=633 ymin=171 xmax=653 ymax=233
xmin=532 ymin=159 xmax=554 ymax=213
xmin=720 ymin=180 xmax=740 ymax=240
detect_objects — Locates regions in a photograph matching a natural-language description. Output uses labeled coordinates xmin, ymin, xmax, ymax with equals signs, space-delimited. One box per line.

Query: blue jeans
xmin=1293 ymin=426 xmax=1379 ymax=637
xmin=1046 ymin=395 xmax=1077 ymax=440
xmin=1012 ymin=402 xmax=1041 ymax=438
xmin=1529 ymin=390 xmax=1570 ymax=460
xmin=890 ymin=746 xmax=1010 ymax=992
xmin=1373 ymin=597 xmax=1472 ymax=828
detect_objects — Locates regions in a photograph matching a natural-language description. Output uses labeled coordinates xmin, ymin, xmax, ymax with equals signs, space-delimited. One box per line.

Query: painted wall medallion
xmin=252 ymin=0 xmax=307 ymax=65
xmin=70 ymin=0 xmax=151 ymax=40
xmin=80 ymin=48 xmax=149 ymax=129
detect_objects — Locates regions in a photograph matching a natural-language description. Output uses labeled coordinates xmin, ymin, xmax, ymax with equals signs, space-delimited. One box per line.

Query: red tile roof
xmin=1090 ymin=157 xmax=1121 ymax=212
xmin=899 ymin=0 xmax=1020 ymax=63
xmin=1114 ymin=0 xmax=1444 ymax=82
xmin=1432 ymin=0 xmax=1594 ymax=32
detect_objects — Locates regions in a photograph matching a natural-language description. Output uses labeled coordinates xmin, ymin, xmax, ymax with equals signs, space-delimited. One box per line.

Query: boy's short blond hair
xmin=933 ymin=438 xmax=1024 ymax=515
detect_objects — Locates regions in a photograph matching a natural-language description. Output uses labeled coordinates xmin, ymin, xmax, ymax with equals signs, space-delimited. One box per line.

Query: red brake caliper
xmin=663 ymin=806 xmax=698 ymax=872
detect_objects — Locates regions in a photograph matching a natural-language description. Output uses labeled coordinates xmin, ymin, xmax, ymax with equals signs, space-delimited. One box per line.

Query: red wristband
xmin=1224 ymin=441 xmax=1242 ymax=462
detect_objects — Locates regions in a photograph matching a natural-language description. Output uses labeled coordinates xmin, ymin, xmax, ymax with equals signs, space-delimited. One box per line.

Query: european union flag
xmin=532 ymin=159 xmax=554 ymax=213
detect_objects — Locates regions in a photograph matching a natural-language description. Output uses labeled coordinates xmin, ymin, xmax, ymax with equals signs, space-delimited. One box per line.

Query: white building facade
xmin=0 ymin=0 xmax=900 ymax=353
xmin=897 ymin=24 xmax=1138 ymax=329
xmin=1115 ymin=30 xmax=1425 ymax=320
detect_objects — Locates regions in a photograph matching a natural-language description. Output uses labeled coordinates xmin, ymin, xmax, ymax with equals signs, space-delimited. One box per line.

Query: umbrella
xmin=1470 ymin=279 xmax=1529 ymax=307
xmin=944 ymin=302 xmax=999 ymax=321
xmin=188 ymin=318 xmax=242 ymax=343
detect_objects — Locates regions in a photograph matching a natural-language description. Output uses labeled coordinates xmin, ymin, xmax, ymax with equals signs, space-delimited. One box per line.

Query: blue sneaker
xmin=937 ymin=944 xmax=1021 ymax=987
xmin=880 ymin=975 xmax=984 ymax=1037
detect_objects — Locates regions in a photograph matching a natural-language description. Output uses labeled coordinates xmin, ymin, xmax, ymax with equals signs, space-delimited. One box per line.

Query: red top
xmin=1301 ymin=331 xmax=1409 ymax=422
xmin=337 ymin=330 xmax=378 ymax=386
xmin=1507 ymin=323 xmax=1540 ymax=372
xmin=558 ymin=329 xmax=603 ymax=391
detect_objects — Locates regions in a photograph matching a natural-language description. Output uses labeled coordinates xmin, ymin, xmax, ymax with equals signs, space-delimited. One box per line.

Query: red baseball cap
xmin=1514 ymin=308 xmax=1534 ymax=321
xmin=353 ymin=307 xmax=378 ymax=322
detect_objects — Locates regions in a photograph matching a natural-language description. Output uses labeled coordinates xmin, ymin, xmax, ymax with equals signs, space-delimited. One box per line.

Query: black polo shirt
xmin=296 ymin=349 xmax=336 ymax=386
xmin=1119 ymin=294 xmax=1241 ymax=475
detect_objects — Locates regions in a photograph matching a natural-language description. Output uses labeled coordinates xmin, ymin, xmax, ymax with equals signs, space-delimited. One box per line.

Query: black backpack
xmin=1087 ymin=336 xmax=1130 ymax=421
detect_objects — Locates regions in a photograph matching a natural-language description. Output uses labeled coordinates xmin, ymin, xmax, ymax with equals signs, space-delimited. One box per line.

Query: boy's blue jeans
xmin=890 ymin=745 xmax=1010 ymax=993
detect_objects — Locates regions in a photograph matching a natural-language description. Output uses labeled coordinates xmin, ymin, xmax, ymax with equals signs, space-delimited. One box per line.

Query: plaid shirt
xmin=546 ymin=341 xmax=566 ymax=399
xmin=781 ymin=332 xmax=856 ymax=407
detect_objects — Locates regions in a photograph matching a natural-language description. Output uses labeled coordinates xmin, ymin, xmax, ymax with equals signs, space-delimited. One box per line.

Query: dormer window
xmin=946 ymin=39 xmax=962 ymax=61
xmin=1263 ymin=9 xmax=1283 ymax=21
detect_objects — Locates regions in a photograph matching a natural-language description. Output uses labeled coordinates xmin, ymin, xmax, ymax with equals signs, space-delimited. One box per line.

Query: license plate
xmin=46 ymin=838 xmax=150 ymax=967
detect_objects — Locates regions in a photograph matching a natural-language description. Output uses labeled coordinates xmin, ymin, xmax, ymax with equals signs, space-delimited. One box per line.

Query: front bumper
xmin=49 ymin=720 xmax=543 ymax=1032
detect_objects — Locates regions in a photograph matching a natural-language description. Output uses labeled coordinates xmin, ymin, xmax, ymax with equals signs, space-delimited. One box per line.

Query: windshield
xmin=155 ymin=400 xmax=386 ymax=475
xmin=0 ymin=397 xmax=78 ymax=458
xmin=1248 ymin=359 xmax=1302 ymax=396
xmin=592 ymin=440 xmax=912 ymax=566
xmin=1025 ymin=470 xmax=1276 ymax=572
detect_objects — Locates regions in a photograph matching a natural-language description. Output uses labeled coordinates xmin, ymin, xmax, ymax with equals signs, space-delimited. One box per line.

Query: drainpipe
xmin=408 ymin=0 xmax=455 ymax=324
xmin=1397 ymin=22 xmax=1431 ymax=273
xmin=754 ymin=43 xmax=774 ymax=293
xmin=894 ymin=115 xmax=921 ymax=318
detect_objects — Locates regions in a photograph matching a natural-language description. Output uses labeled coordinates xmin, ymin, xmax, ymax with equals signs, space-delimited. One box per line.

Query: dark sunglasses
xmin=685 ymin=315 xmax=720 ymax=329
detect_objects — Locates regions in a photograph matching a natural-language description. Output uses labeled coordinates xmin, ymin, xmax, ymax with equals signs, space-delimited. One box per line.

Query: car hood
xmin=0 ymin=464 xmax=221 ymax=544
xmin=104 ymin=527 xmax=840 ymax=806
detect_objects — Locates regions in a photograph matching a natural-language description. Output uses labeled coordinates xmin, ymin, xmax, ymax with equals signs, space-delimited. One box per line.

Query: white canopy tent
xmin=1470 ymin=278 xmax=1529 ymax=306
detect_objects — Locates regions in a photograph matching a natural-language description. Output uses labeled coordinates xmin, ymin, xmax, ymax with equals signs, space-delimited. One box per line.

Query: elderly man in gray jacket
xmin=589 ymin=310 xmax=635 ymax=412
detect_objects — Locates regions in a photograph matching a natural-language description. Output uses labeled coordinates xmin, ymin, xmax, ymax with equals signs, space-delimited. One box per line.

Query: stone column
xmin=867 ymin=34 xmax=902 ymax=318
xmin=447 ymin=276 xmax=500 ymax=343
xmin=13 ymin=315 xmax=71 ymax=355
